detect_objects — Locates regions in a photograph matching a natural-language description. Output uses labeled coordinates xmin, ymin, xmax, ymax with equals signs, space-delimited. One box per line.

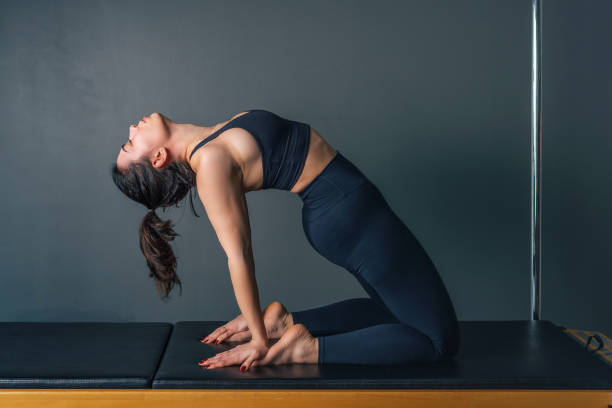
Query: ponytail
xmin=139 ymin=208 xmax=182 ymax=300
xmin=111 ymin=158 xmax=198 ymax=300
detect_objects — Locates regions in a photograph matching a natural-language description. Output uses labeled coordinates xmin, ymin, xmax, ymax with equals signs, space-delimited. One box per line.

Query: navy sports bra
xmin=188 ymin=109 xmax=311 ymax=191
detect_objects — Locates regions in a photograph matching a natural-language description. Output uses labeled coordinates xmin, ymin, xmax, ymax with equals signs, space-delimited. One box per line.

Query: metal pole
xmin=530 ymin=0 xmax=542 ymax=320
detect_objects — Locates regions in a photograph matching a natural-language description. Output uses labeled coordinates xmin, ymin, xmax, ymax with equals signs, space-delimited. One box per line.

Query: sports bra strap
xmin=189 ymin=111 xmax=252 ymax=160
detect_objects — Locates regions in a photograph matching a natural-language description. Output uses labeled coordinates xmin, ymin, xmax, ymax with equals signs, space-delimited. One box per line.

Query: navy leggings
xmin=292 ymin=151 xmax=460 ymax=365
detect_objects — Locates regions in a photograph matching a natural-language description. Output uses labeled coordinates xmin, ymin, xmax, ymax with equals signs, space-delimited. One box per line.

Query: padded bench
xmin=0 ymin=320 xmax=610 ymax=407
xmin=0 ymin=322 xmax=172 ymax=388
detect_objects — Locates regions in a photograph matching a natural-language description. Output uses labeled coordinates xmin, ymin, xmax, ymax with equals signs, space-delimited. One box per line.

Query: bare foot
xmin=263 ymin=301 xmax=295 ymax=340
xmin=221 ymin=301 xmax=295 ymax=343
xmin=252 ymin=323 xmax=319 ymax=367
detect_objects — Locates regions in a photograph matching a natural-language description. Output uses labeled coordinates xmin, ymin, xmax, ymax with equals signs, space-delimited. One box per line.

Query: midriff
xmin=288 ymin=127 xmax=337 ymax=194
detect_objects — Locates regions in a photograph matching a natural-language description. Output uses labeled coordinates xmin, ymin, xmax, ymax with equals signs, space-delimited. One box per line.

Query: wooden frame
xmin=0 ymin=389 xmax=611 ymax=408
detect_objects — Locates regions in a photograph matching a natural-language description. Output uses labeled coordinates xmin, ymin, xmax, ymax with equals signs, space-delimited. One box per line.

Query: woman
xmin=112 ymin=109 xmax=460 ymax=372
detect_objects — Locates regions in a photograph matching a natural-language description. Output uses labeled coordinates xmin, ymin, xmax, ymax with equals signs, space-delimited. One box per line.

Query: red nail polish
xmin=240 ymin=366 xmax=246 ymax=372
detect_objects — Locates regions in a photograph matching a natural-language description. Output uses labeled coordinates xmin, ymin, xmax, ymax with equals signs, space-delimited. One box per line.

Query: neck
xmin=166 ymin=120 xmax=216 ymax=170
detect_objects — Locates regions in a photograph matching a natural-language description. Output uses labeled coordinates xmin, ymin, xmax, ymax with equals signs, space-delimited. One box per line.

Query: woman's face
xmin=116 ymin=112 xmax=169 ymax=170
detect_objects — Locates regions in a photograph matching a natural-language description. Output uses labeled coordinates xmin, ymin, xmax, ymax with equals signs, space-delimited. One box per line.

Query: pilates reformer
xmin=0 ymin=320 xmax=610 ymax=407
xmin=1 ymin=1 xmax=610 ymax=407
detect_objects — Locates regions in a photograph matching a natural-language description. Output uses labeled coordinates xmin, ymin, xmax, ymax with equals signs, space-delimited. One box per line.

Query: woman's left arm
xmin=195 ymin=146 xmax=269 ymax=348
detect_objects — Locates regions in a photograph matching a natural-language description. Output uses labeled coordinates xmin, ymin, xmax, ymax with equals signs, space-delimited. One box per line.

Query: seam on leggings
xmin=323 ymin=174 xmax=369 ymax=197
xmin=321 ymin=175 xmax=347 ymax=198
xmin=303 ymin=178 xmax=369 ymax=224
xmin=303 ymin=198 xmax=345 ymax=223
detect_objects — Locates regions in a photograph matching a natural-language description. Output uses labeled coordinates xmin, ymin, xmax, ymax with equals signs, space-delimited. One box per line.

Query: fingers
xmin=215 ymin=329 xmax=235 ymax=344
xmin=198 ymin=341 xmax=267 ymax=371
xmin=201 ymin=326 xmax=237 ymax=344
xmin=199 ymin=348 xmax=245 ymax=369
xmin=225 ymin=331 xmax=251 ymax=343
xmin=199 ymin=346 xmax=238 ymax=368
xmin=200 ymin=325 xmax=228 ymax=343
xmin=241 ymin=354 xmax=256 ymax=372
xmin=202 ymin=325 xmax=253 ymax=344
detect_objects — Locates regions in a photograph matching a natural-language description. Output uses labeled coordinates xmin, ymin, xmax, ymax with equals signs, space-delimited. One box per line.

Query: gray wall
xmin=1 ymin=0 xmax=610 ymax=335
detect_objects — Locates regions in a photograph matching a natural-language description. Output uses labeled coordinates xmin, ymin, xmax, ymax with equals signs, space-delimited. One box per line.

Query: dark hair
xmin=111 ymin=158 xmax=199 ymax=301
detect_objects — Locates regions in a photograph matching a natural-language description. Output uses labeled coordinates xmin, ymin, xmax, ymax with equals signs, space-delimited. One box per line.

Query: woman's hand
xmin=200 ymin=313 xmax=250 ymax=344
xmin=198 ymin=339 xmax=270 ymax=372
xmin=201 ymin=301 xmax=291 ymax=344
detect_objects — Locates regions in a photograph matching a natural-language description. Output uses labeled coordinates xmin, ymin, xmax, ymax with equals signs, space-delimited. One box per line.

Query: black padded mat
xmin=0 ymin=322 xmax=172 ymax=388
xmin=153 ymin=320 xmax=612 ymax=389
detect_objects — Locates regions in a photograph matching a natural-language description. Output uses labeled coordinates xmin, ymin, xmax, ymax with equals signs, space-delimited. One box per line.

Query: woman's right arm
xmin=194 ymin=146 xmax=269 ymax=347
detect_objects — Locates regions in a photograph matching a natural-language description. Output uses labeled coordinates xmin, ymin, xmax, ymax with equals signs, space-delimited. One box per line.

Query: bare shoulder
xmin=193 ymin=145 xmax=251 ymax=261
xmin=195 ymin=146 xmax=234 ymax=175
xmin=194 ymin=145 xmax=242 ymax=186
